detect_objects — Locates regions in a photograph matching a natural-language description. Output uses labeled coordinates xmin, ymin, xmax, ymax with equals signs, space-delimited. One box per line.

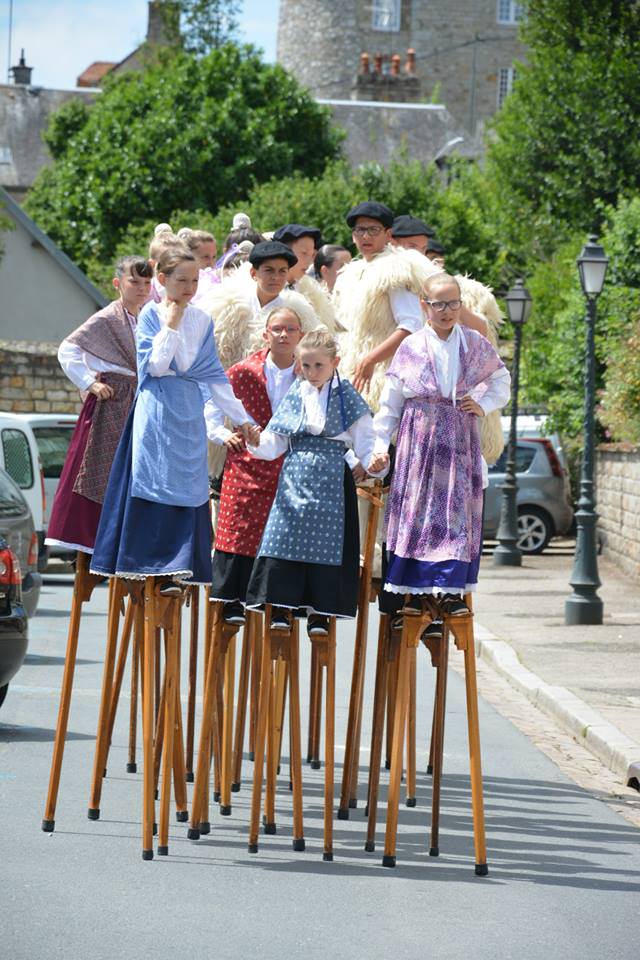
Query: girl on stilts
xmin=245 ymin=328 xmax=385 ymax=636
xmin=91 ymin=246 xmax=257 ymax=594
xmin=370 ymin=273 xmax=510 ymax=634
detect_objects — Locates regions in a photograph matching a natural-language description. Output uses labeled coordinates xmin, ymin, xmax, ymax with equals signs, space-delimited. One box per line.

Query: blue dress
xmin=245 ymin=376 xmax=370 ymax=618
xmin=91 ymin=303 xmax=231 ymax=583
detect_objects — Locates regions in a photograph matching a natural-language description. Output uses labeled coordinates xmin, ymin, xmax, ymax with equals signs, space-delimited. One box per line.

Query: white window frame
xmin=497 ymin=67 xmax=517 ymax=107
xmin=497 ymin=0 xmax=523 ymax=25
xmin=372 ymin=0 xmax=401 ymax=32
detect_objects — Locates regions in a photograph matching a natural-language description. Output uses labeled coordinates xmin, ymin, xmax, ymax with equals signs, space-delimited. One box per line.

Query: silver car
xmin=0 ymin=467 xmax=42 ymax=616
xmin=484 ymin=438 xmax=574 ymax=554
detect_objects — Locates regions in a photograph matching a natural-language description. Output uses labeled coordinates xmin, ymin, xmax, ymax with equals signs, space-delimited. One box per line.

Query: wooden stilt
xmin=185 ymin=586 xmax=200 ymax=783
xmin=127 ymin=606 xmax=142 ymax=773
xmin=41 ymin=553 xmax=105 ymax=832
xmin=219 ymin=630 xmax=236 ymax=816
xmin=308 ymin=643 xmax=322 ymax=770
xmin=248 ymin=607 xmax=276 ymax=852
xmin=87 ymin=578 xmax=126 ymax=820
xmin=405 ymin=646 xmax=417 ymax=807
xmin=428 ymin=623 xmax=449 ymax=856
xmin=157 ymin=601 xmax=180 ymax=856
xmin=288 ymin=620 xmax=304 ymax=851
xmin=364 ymin=615 xmax=390 ymax=852
xmin=104 ymin=597 xmax=134 ymax=775
xmin=248 ymin=615 xmax=261 ymax=760
xmin=321 ymin=620 xmax=336 ymax=861
xmin=188 ymin=602 xmax=222 ymax=839
xmin=141 ymin=580 xmax=157 ymax=860
xmin=231 ymin=613 xmax=253 ymax=791
xmin=338 ymin=483 xmax=383 ymax=819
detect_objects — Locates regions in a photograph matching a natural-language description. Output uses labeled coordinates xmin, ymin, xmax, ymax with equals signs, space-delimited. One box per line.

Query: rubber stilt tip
xmin=175 ymin=810 xmax=188 ymax=823
xmin=277 ymin=764 xmax=281 ymax=774
xmin=185 ymin=772 xmax=194 ymax=783
xmin=322 ymin=851 xmax=334 ymax=862
xmin=348 ymin=798 xmax=357 ymax=809
xmin=385 ymin=760 xmax=391 ymax=770
xmin=219 ymin=804 xmax=232 ymax=816
xmin=198 ymin=821 xmax=211 ymax=835
xmin=87 ymin=808 xmax=100 ymax=821
xmin=406 ymin=797 xmax=417 ymax=808
xmin=293 ymin=837 xmax=305 ymax=852
xmin=231 ymin=782 xmax=241 ymax=793
xmin=154 ymin=790 xmax=159 ymax=801
xmin=263 ymin=821 xmax=276 ymax=835
xmin=103 ymin=767 xmax=107 ymax=778
xmin=475 ymin=863 xmax=489 ymax=877
xmin=364 ymin=840 xmax=375 ymax=853
xmin=429 ymin=846 xmax=439 ymax=857
xmin=41 ymin=819 xmax=55 ymax=833
xmin=157 ymin=845 xmax=168 ymax=856
xmin=153 ymin=822 xmax=158 ymax=836
xmin=426 ymin=764 xmax=433 ymax=775
xmin=337 ymin=807 xmax=349 ymax=821
xmin=142 ymin=849 xmax=153 ymax=861
xmin=288 ymin=781 xmax=293 ymax=792
xmin=248 ymin=842 xmax=258 ymax=853
xmin=249 ymin=752 xmax=255 ymax=762
xmin=382 ymin=854 xmax=396 ymax=868
xmin=187 ymin=828 xmax=200 ymax=841
xmin=126 ymin=762 xmax=137 ymax=774
xmin=310 ymin=760 xmax=321 ymax=770
xmin=364 ymin=805 xmax=369 ymax=817
xmin=213 ymin=791 xmax=220 ymax=802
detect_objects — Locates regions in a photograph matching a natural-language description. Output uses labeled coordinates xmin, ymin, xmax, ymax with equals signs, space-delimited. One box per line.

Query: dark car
xmin=0 ymin=467 xmax=41 ymax=617
xmin=0 ymin=534 xmax=28 ymax=709
xmin=484 ymin=438 xmax=574 ymax=554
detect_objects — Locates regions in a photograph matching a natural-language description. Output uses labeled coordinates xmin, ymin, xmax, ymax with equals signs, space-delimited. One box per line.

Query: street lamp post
xmin=493 ymin=279 xmax=532 ymax=567
xmin=565 ymin=236 xmax=609 ymax=625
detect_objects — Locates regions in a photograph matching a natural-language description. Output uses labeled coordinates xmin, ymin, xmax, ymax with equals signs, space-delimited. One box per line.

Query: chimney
xmin=10 ymin=49 xmax=33 ymax=86
xmin=405 ymin=48 xmax=416 ymax=74
xmin=146 ymin=1 xmax=181 ymax=46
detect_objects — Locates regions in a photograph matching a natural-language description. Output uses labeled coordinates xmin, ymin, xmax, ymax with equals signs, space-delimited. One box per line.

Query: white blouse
xmin=58 ymin=308 xmax=137 ymax=392
xmin=148 ymin=303 xmax=249 ymax=427
xmin=205 ymin=354 xmax=296 ymax=445
xmin=248 ymin=374 xmax=385 ymax=476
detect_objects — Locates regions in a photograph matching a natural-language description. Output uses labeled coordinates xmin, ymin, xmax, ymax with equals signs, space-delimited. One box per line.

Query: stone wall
xmin=597 ymin=444 xmax=640 ymax=582
xmin=0 ymin=341 xmax=82 ymax=415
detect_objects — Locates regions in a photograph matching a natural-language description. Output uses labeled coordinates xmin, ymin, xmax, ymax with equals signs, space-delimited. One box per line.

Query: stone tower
xmin=277 ymin=0 xmax=527 ymax=132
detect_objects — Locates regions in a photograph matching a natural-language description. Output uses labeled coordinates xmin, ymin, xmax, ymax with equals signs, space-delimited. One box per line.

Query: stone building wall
xmin=277 ymin=0 xmax=526 ymax=132
xmin=0 ymin=341 xmax=82 ymax=415
xmin=597 ymin=444 xmax=640 ymax=582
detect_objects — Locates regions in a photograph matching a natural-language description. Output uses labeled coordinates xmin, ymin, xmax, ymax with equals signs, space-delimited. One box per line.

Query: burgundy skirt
xmin=45 ymin=393 xmax=102 ymax=554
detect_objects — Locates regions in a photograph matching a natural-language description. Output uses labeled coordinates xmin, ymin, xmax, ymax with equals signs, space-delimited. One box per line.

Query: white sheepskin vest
xmin=335 ymin=246 xmax=439 ymax=412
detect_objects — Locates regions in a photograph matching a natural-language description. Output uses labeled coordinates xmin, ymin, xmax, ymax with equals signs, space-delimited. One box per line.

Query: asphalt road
xmin=1 ymin=574 xmax=638 ymax=960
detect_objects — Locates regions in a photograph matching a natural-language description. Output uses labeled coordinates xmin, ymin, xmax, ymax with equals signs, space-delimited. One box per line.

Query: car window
xmin=32 ymin=426 xmax=73 ymax=479
xmin=1 ymin=428 xmax=34 ymax=489
xmin=488 ymin=444 xmax=537 ymax=474
xmin=0 ymin=470 xmax=28 ymax=517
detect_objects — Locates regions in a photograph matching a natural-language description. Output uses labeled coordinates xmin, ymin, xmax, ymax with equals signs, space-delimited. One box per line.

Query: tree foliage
xmin=173 ymin=0 xmax=243 ymax=54
xmin=486 ymin=0 xmax=640 ymax=255
xmin=25 ymin=44 xmax=342 ymax=270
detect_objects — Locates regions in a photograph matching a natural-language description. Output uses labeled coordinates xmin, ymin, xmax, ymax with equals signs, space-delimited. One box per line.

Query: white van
xmin=0 ymin=412 xmax=47 ymax=570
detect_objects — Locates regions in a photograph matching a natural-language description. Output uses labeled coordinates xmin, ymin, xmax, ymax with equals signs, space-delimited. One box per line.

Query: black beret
xmin=248 ymin=241 xmax=298 ymax=268
xmin=427 ymin=239 xmax=446 ymax=255
xmin=273 ymin=223 xmax=322 ymax=248
xmin=346 ymin=201 xmax=395 ymax=229
xmin=392 ymin=215 xmax=437 ymax=238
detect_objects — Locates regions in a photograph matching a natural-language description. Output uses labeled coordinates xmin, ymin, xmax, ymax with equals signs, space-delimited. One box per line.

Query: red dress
xmin=214 ymin=348 xmax=284 ymax=557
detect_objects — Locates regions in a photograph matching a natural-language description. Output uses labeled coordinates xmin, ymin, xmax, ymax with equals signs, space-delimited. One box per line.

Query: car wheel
xmin=517 ymin=506 xmax=553 ymax=555
xmin=0 ymin=683 xmax=8 ymax=710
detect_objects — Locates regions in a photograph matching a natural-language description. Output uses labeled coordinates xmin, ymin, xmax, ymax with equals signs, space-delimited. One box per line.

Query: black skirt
xmin=245 ymin=464 xmax=360 ymax=618
xmin=210 ymin=550 xmax=256 ymax=603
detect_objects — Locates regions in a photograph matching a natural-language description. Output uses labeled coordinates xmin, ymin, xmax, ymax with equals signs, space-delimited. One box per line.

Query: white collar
xmin=265 ymin=353 xmax=295 ymax=377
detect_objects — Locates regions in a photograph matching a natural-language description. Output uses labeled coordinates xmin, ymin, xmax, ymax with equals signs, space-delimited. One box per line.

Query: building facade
xmin=277 ymin=0 xmax=526 ymax=132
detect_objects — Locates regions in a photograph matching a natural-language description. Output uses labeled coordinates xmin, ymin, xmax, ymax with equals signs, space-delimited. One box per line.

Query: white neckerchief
xmin=300 ymin=372 xmax=338 ymax=435
xmin=425 ymin=322 xmax=468 ymax=405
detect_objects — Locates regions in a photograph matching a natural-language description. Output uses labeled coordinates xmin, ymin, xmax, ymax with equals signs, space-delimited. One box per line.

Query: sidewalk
xmin=474 ymin=538 xmax=640 ymax=784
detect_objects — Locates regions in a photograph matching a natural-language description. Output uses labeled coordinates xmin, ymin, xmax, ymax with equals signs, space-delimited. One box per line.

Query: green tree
xmin=487 ymin=0 xmax=640 ymax=256
xmin=25 ymin=44 xmax=342 ymax=270
xmin=174 ymin=0 xmax=243 ymax=54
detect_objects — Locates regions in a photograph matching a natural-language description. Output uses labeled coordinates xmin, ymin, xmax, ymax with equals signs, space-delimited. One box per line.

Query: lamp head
xmin=577 ymin=235 xmax=608 ymax=298
xmin=505 ymin=278 xmax=532 ymax=326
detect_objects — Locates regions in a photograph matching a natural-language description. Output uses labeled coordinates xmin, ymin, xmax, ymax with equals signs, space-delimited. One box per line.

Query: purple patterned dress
xmin=384 ymin=326 xmax=505 ymax=596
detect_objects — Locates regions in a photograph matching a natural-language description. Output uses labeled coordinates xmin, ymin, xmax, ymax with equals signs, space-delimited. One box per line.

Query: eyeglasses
xmin=268 ymin=325 xmax=301 ymax=335
xmin=353 ymin=225 xmax=384 ymax=238
xmin=422 ymin=299 xmax=462 ymax=312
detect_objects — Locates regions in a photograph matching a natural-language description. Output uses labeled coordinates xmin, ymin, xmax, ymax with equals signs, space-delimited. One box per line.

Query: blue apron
xmin=258 ymin=376 xmax=370 ymax=566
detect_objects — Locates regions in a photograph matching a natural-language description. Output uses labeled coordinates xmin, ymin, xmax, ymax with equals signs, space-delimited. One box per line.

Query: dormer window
xmin=372 ymin=0 xmax=401 ymax=32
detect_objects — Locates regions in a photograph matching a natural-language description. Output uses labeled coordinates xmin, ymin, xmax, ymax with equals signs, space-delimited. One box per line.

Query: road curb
xmin=474 ymin=622 xmax=640 ymax=785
